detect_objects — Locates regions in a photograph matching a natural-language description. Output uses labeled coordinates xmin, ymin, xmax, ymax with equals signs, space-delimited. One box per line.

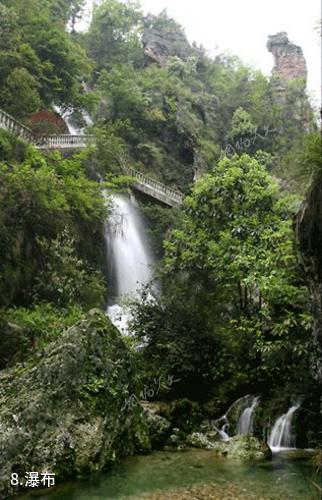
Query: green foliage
xmin=162 ymin=399 xmax=203 ymax=434
xmin=131 ymin=155 xmax=312 ymax=400
xmin=0 ymin=67 xmax=41 ymax=119
xmin=144 ymin=9 xmax=185 ymax=34
xmin=94 ymin=60 xmax=203 ymax=189
xmin=228 ymin=107 xmax=256 ymax=140
xmin=87 ymin=0 xmax=143 ymax=71
xmin=0 ymin=0 xmax=91 ymax=119
xmin=98 ymin=65 xmax=150 ymax=123
xmin=0 ymin=303 xmax=84 ymax=368
xmin=90 ymin=6 xmax=315 ymax=191
xmin=94 ymin=121 xmax=127 ymax=174
xmin=137 ymin=200 xmax=182 ymax=259
xmin=33 ymin=229 xmax=106 ymax=309
xmin=0 ymin=148 xmax=107 ymax=308
xmin=130 ymin=286 xmax=222 ymax=401
xmin=296 ymin=132 xmax=322 ymax=184
xmin=0 ymin=130 xmax=29 ymax=162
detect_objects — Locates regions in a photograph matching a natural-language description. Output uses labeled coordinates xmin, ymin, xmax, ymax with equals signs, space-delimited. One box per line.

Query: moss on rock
xmin=142 ymin=403 xmax=171 ymax=449
xmin=186 ymin=432 xmax=217 ymax=449
xmin=215 ymin=435 xmax=272 ymax=461
xmin=0 ymin=309 xmax=150 ymax=499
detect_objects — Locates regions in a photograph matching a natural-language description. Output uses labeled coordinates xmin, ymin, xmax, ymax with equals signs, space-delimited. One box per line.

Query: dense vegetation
xmin=0 ymin=0 xmax=321 ymax=488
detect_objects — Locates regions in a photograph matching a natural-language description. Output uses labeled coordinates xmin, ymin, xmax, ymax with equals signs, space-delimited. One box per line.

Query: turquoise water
xmin=21 ymin=449 xmax=320 ymax=500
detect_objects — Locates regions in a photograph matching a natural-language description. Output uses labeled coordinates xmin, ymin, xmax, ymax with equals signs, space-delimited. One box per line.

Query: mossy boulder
xmin=0 ymin=309 xmax=150 ymax=499
xmin=215 ymin=435 xmax=272 ymax=461
xmin=186 ymin=432 xmax=217 ymax=449
xmin=142 ymin=403 xmax=171 ymax=449
xmin=163 ymin=399 xmax=203 ymax=434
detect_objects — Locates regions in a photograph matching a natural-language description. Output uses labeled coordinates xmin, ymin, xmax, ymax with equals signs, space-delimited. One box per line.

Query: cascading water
xmin=237 ymin=396 xmax=260 ymax=435
xmin=268 ymin=404 xmax=300 ymax=451
xmin=218 ymin=424 xmax=230 ymax=441
xmin=53 ymin=105 xmax=93 ymax=135
xmin=54 ymin=102 xmax=152 ymax=334
xmin=214 ymin=395 xmax=259 ymax=439
xmin=104 ymin=192 xmax=153 ymax=333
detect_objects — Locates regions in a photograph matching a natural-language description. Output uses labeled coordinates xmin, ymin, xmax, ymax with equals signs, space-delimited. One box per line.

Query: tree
xmin=98 ymin=66 xmax=150 ymax=123
xmin=227 ymin=107 xmax=255 ymax=142
xmin=131 ymin=154 xmax=311 ymax=399
xmin=87 ymin=0 xmax=143 ymax=71
xmin=0 ymin=1 xmax=91 ymax=118
xmin=33 ymin=228 xmax=105 ymax=309
xmin=0 ymin=149 xmax=107 ymax=307
xmin=144 ymin=9 xmax=186 ymax=35
xmin=68 ymin=0 xmax=86 ymax=32
xmin=0 ymin=68 xmax=41 ymax=119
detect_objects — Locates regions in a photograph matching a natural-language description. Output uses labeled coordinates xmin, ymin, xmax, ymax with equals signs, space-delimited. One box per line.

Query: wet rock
xmin=168 ymin=434 xmax=180 ymax=446
xmin=215 ymin=435 xmax=272 ymax=461
xmin=186 ymin=432 xmax=216 ymax=449
xmin=143 ymin=403 xmax=171 ymax=448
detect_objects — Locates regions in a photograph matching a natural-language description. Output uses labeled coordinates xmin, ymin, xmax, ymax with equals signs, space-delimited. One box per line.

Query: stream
xmin=20 ymin=448 xmax=318 ymax=499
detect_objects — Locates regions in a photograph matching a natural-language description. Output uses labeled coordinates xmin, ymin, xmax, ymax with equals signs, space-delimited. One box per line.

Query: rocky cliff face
xmin=142 ymin=28 xmax=191 ymax=66
xmin=267 ymin=32 xmax=312 ymax=125
xmin=267 ymin=32 xmax=307 ymax=85
xmin=296 ymin=174 xmax=322 ymax=384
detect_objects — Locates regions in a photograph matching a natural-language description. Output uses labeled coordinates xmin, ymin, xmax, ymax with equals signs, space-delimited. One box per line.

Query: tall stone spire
xmin=267 ymin=32 xmax=307 ymax=86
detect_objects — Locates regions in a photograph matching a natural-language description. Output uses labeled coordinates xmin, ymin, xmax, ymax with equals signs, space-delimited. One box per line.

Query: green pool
xmin=20 ymin=449 xmax=320 ymax=500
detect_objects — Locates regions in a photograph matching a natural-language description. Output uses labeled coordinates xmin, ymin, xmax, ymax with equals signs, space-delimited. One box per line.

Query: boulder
xmin=215 ymin=435 xmax=272 ymax=461
xmin=143 ymin=403 xmax=171 ymax=448
xmin=186 ymin=432 xmax=216 ymax=449
xmin=143 ymin=28 xmax=191 ymax=66
xmin=0 ymin=310 xmax=150 ymax=499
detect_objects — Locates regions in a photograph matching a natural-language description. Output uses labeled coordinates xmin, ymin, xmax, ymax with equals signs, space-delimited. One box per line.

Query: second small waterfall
xmin=237 ymin=396 xmax=259 ymax=435
xmin=214 ymin=395 xmax=259 ymax=438
xmin=268 ymin=404 xmax=300 ymax=451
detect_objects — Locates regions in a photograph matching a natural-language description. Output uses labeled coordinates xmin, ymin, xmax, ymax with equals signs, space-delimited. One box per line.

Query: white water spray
xmin=104 ymin=192 xmax=153 ymax=333
xmin=214 ymin=395 xmax=260 ymax=439
xmin=53 ymin=105 xmax=92 ymax=135
xmin=237 ymin=396 xmax=260 ymax=435
xmin=268 ymin=404 xmax=300 ymax=451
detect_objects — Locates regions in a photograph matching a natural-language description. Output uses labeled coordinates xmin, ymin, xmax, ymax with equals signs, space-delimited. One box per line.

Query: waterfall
xmin=104 ymin=192 xmax=153 ymax=333
xmin=214 ymin=395 xmax=260 ymax=439
xmin=237 ymin=396 xmax=259 ymax=435
xmin=219 ymin=424 xmax=230 ymax=441
xmin=268 ymin=404 xmax=300 ymax=451
xmin=53 ymin=105 xmax=92 ymax=135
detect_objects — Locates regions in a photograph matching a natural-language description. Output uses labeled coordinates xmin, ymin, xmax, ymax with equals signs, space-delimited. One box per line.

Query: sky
xmin=80 ymin=0 xmax=321 ymax=104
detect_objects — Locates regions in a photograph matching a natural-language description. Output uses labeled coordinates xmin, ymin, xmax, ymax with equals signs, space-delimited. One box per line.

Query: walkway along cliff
xmin=0 ymin=108 xmax=184 ymax=208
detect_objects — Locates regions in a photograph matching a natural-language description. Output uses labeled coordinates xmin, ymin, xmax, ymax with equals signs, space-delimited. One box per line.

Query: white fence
xmin=121 ymin=165 xmax=184 ymax=207
xmin=0 ymin=108 xmax=35 ymax=142
xmin=35 ymin=134 xmax=95 ymax=149
xmin=0 ymin=108 xmax=184 ymax=207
